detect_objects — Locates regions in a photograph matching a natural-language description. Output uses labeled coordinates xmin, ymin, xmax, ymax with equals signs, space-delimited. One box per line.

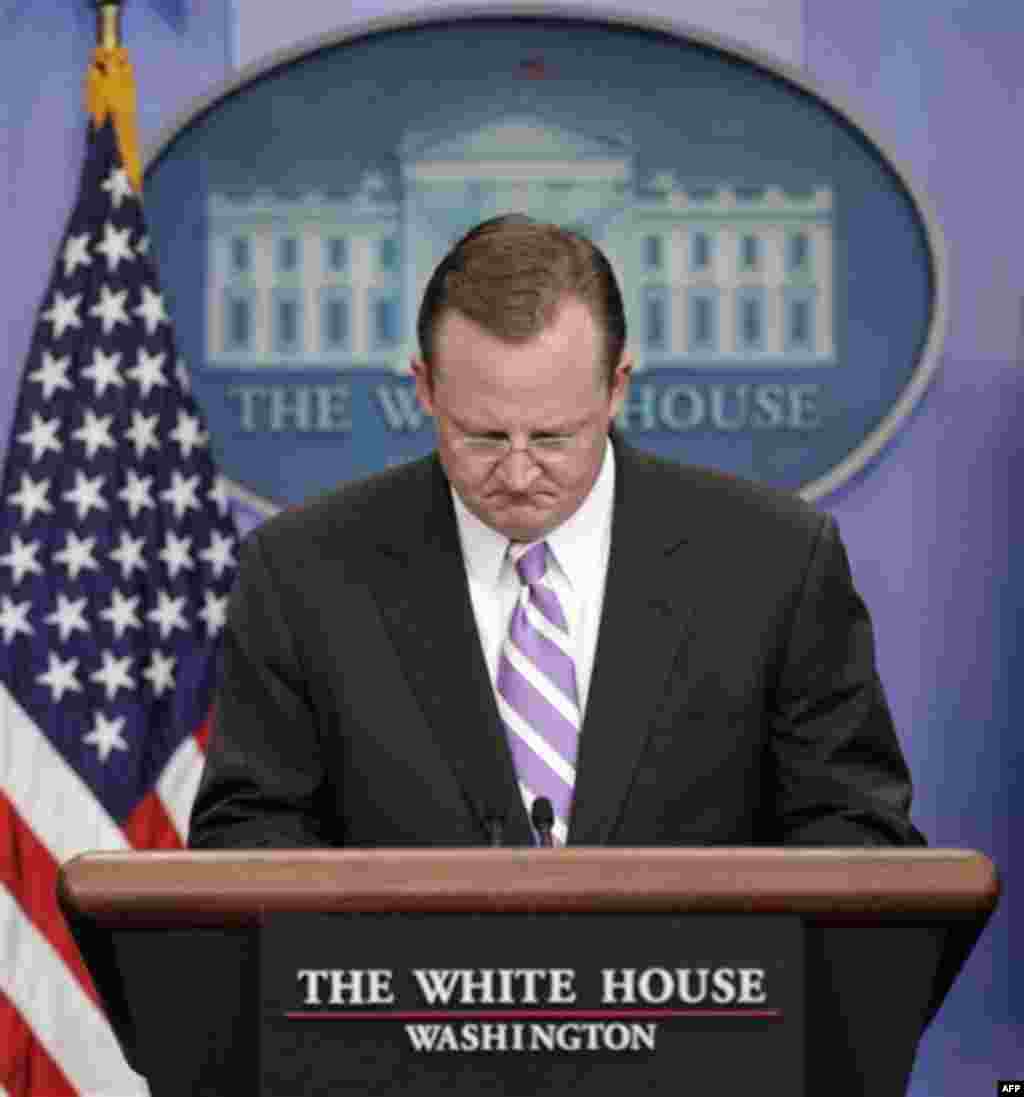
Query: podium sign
xmin=260 ymin=912 xmax=804 ymax=1096
xmin=57 ymin=848 xmax=999 ymax=1095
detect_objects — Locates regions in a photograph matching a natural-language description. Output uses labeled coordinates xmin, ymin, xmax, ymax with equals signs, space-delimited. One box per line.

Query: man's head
xmin=412 ymin=216 xmax=631 ymax=542
xmin=416 ymin=215 xmax=627 ymax=386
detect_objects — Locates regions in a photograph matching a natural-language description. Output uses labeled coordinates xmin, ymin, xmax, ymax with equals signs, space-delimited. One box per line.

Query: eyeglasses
xmin=450 ymin=430 xmax=586 ymax=464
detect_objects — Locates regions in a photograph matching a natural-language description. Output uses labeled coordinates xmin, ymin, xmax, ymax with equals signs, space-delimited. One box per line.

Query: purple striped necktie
xmin=496 ymin=540 xmax=580 ymax=845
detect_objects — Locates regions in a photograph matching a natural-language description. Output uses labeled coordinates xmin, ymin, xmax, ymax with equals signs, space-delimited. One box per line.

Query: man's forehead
xmin=435 ymin=295 xmax=596 ymax=342
xmin=431 ymin=300 xmax=605 ymax=379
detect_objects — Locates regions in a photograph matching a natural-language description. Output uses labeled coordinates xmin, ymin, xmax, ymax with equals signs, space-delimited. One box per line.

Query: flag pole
xmin=95 ymin=0 xmax=123 ymax=49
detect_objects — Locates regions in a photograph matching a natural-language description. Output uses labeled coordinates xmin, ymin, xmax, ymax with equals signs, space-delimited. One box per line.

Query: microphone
xmin=484 ymin=814 xmax=504 ymax=848
xmin=477 ymin=802 xmax=504 ymax=847
xmin=530 ymin=797 xmax=555 ymax=848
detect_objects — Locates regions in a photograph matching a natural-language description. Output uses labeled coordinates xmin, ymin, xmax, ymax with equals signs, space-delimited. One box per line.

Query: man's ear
xmin=608 ymin=353 xmax=633 ymax=418
xmin=411 ymin=357 xmax=437 ymax=417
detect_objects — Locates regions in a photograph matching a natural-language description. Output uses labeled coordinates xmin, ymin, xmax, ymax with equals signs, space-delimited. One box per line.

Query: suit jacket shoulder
xmin=251 ymin=453 xmax=443 ymax=557
xmin=615 ymin=443 xmax=829 ymax=571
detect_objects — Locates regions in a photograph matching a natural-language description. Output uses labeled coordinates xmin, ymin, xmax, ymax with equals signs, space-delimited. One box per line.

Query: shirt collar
xmin=453 ymin=438 xmax=616 ymax=591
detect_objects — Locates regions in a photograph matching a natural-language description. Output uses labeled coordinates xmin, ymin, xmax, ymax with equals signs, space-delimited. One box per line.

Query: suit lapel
xmin=569 ymin=444 xmax=694 ymax=844
xmin=366 ymin=457 xmax=534 ymax=845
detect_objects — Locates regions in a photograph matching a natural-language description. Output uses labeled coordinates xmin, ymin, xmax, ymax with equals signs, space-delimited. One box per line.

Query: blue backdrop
xmin=2 ymin=1 xmax=1019 ymax=1093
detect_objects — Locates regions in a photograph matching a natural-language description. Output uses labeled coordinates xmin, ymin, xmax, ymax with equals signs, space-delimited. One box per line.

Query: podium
xmin=58 ymin=847 xmax=998 ymax=1097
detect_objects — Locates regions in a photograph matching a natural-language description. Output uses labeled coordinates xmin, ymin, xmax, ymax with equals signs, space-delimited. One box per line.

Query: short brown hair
xmin=416 ymin=215 xmax=627 ymax=387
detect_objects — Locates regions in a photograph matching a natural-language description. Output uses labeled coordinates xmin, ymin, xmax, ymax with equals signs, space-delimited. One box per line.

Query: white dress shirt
xmin=452 ymin=439 xmax=616 ymax=717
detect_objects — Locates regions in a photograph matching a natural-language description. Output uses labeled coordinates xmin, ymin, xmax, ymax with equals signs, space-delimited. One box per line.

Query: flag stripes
xmin=0 ymin=890 xmax=145 ymax=1096
xmin=152 ymin=731 xmax=207 ymax=841
xmin=1 ymin=685 xmax=128 ymax=867
xmin=0 ymin=793 xmax=98 ymax=1004
xmin=122 ymin=786 xmax=186 ymax=851
xmin=0 ymin=994 xmax=76 ymax=1097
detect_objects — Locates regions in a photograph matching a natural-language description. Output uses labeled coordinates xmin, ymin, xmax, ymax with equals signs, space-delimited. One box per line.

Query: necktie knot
xmin=510 ymin=541 xmax=567 ymax=633
xmin=512 ymin=540 xmax=549 ymax=587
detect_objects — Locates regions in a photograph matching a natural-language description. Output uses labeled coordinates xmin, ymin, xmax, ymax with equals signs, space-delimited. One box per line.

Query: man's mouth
xmin=490 ymin=494 xmax=550 ymax=508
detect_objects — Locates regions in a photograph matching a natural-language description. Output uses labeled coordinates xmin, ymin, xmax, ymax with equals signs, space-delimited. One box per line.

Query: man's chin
xmin=482 ymin=500 xmax=559 ymax=542
xmin=502 ymin=524 xmax=551 ymax=543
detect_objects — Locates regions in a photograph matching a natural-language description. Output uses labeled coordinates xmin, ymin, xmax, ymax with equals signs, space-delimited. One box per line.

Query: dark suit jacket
xmin=189 ymin=442 xmax=925 ymax=850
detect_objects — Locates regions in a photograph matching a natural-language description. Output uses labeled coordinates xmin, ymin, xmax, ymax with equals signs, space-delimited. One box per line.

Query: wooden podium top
xmin=58 ymin=847 xmax=998 ymax=927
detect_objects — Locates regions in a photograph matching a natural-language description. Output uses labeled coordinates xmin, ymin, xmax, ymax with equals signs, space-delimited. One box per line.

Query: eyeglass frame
xmin=442 ymin=411 xmax=607 ymax=465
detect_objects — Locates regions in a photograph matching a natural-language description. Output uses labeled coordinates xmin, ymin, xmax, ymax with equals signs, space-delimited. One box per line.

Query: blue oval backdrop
xmin=144 ymin=8 xmax=943 ymax=513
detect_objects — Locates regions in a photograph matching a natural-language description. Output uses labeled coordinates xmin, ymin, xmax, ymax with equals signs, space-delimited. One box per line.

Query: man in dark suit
xmin=188 ymin=216 xmax=924 ymax=851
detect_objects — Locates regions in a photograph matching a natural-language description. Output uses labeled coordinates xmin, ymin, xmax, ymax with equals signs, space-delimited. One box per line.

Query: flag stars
xmin=72 ymin=409 xmax=116 ymax=460
xmin=110 ymin=530 xmax=147 ymax=580
xmin=158 ymin=529 xmax=194 ymax=579
xmin=101 ymin=166 xmax=133 ymax=209
xmin=124 ymin=410 xmax=160 ymax=459
xmin=134 ymin=285 xmax=169 ymax=335
xmin=89 ymin=284 xmax=130 ymax=335
xmin=8 ymin=126 xmax=236 ymax=806
xmin=199 ymin=529 xmax=235 ymax=579
xmin=83 ymin=712 xmax=129 ymax=764
xmin=17 ymin=413 xmax=63 ymax=462
xmin=99 ymin=588 xmax=142 ymax=639
xmin=142 ymin=649 xmax=176 ymax=697
xmin=126 ymin=347 xmax=167 ymax=398
xmin=8 ymin=474 xmax=54 ymax=523
xmin=53 ymin=530 xmax=100 ymax=581
xmin=6 ymin=121 xmax=235 ymax=805
xmin=0 ymin=596 xmax=34 ymax=644
xmin=94 ymin=220 xmax=134 ymax=273
xmin=62 ymin=470 xmax=109 ymax=521
xmin=199 ymin=590 xmax=228 ymax=636
xmin=147 ymin=589 xmax=188 ymax=639
xmin=160 ymin=470 xmax=201 ymax=521
xmin=117 ymin=468 xmax=155 ymax=518
xmin=82 ymin=347 xmax=125 ymax=397
xmin=41 ymin=290 xmax=82 ymax=340
xmin=29 ymin=351 xmax=73 ymax=401
xmin=37 ymin=651 xmax=83 ymax=703
xmin=62 ymin=231 xmax=93 ymax=278
xmin=90 ymin=650 xmax=135 ymax=701
xmin=44 ymin=593 xmax=91 ymax=643
xmin=0 ymin=535 xmax=44 ymax=585
xmin=169 ymin=410 xmax=207 ymax=459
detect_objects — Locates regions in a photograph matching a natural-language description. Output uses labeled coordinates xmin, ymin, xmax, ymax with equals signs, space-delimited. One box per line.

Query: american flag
xmin=0 ymin=110 xmax=236 ymax=1094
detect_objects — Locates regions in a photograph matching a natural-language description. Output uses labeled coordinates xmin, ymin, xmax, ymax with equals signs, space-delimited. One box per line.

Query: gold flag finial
xmin=96 ymin=0 xmax=122 ymax=49
xmin=85 ymin=1 xmax=142 ymax=195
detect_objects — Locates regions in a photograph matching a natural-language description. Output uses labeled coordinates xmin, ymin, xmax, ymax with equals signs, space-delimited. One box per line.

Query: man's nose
xmin=496 ymin=448 xmax=541 ymax=491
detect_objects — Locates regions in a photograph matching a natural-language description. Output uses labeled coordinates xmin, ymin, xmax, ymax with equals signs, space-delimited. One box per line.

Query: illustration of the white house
xmin=205 ymin=115 xmax=835 ymax=371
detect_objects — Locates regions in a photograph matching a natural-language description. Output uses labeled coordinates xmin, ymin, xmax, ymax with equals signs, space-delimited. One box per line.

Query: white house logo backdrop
xmin=144 ymin=11 xmax=943 ymax=518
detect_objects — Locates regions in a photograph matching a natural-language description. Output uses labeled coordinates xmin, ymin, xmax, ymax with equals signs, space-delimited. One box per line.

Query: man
xmin=189 ymin=216 xmax=924 ymax=850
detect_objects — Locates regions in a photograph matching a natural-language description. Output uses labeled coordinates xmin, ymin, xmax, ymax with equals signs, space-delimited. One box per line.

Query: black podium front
xmin=57 ymin=847 xmax=998 ymax=1096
